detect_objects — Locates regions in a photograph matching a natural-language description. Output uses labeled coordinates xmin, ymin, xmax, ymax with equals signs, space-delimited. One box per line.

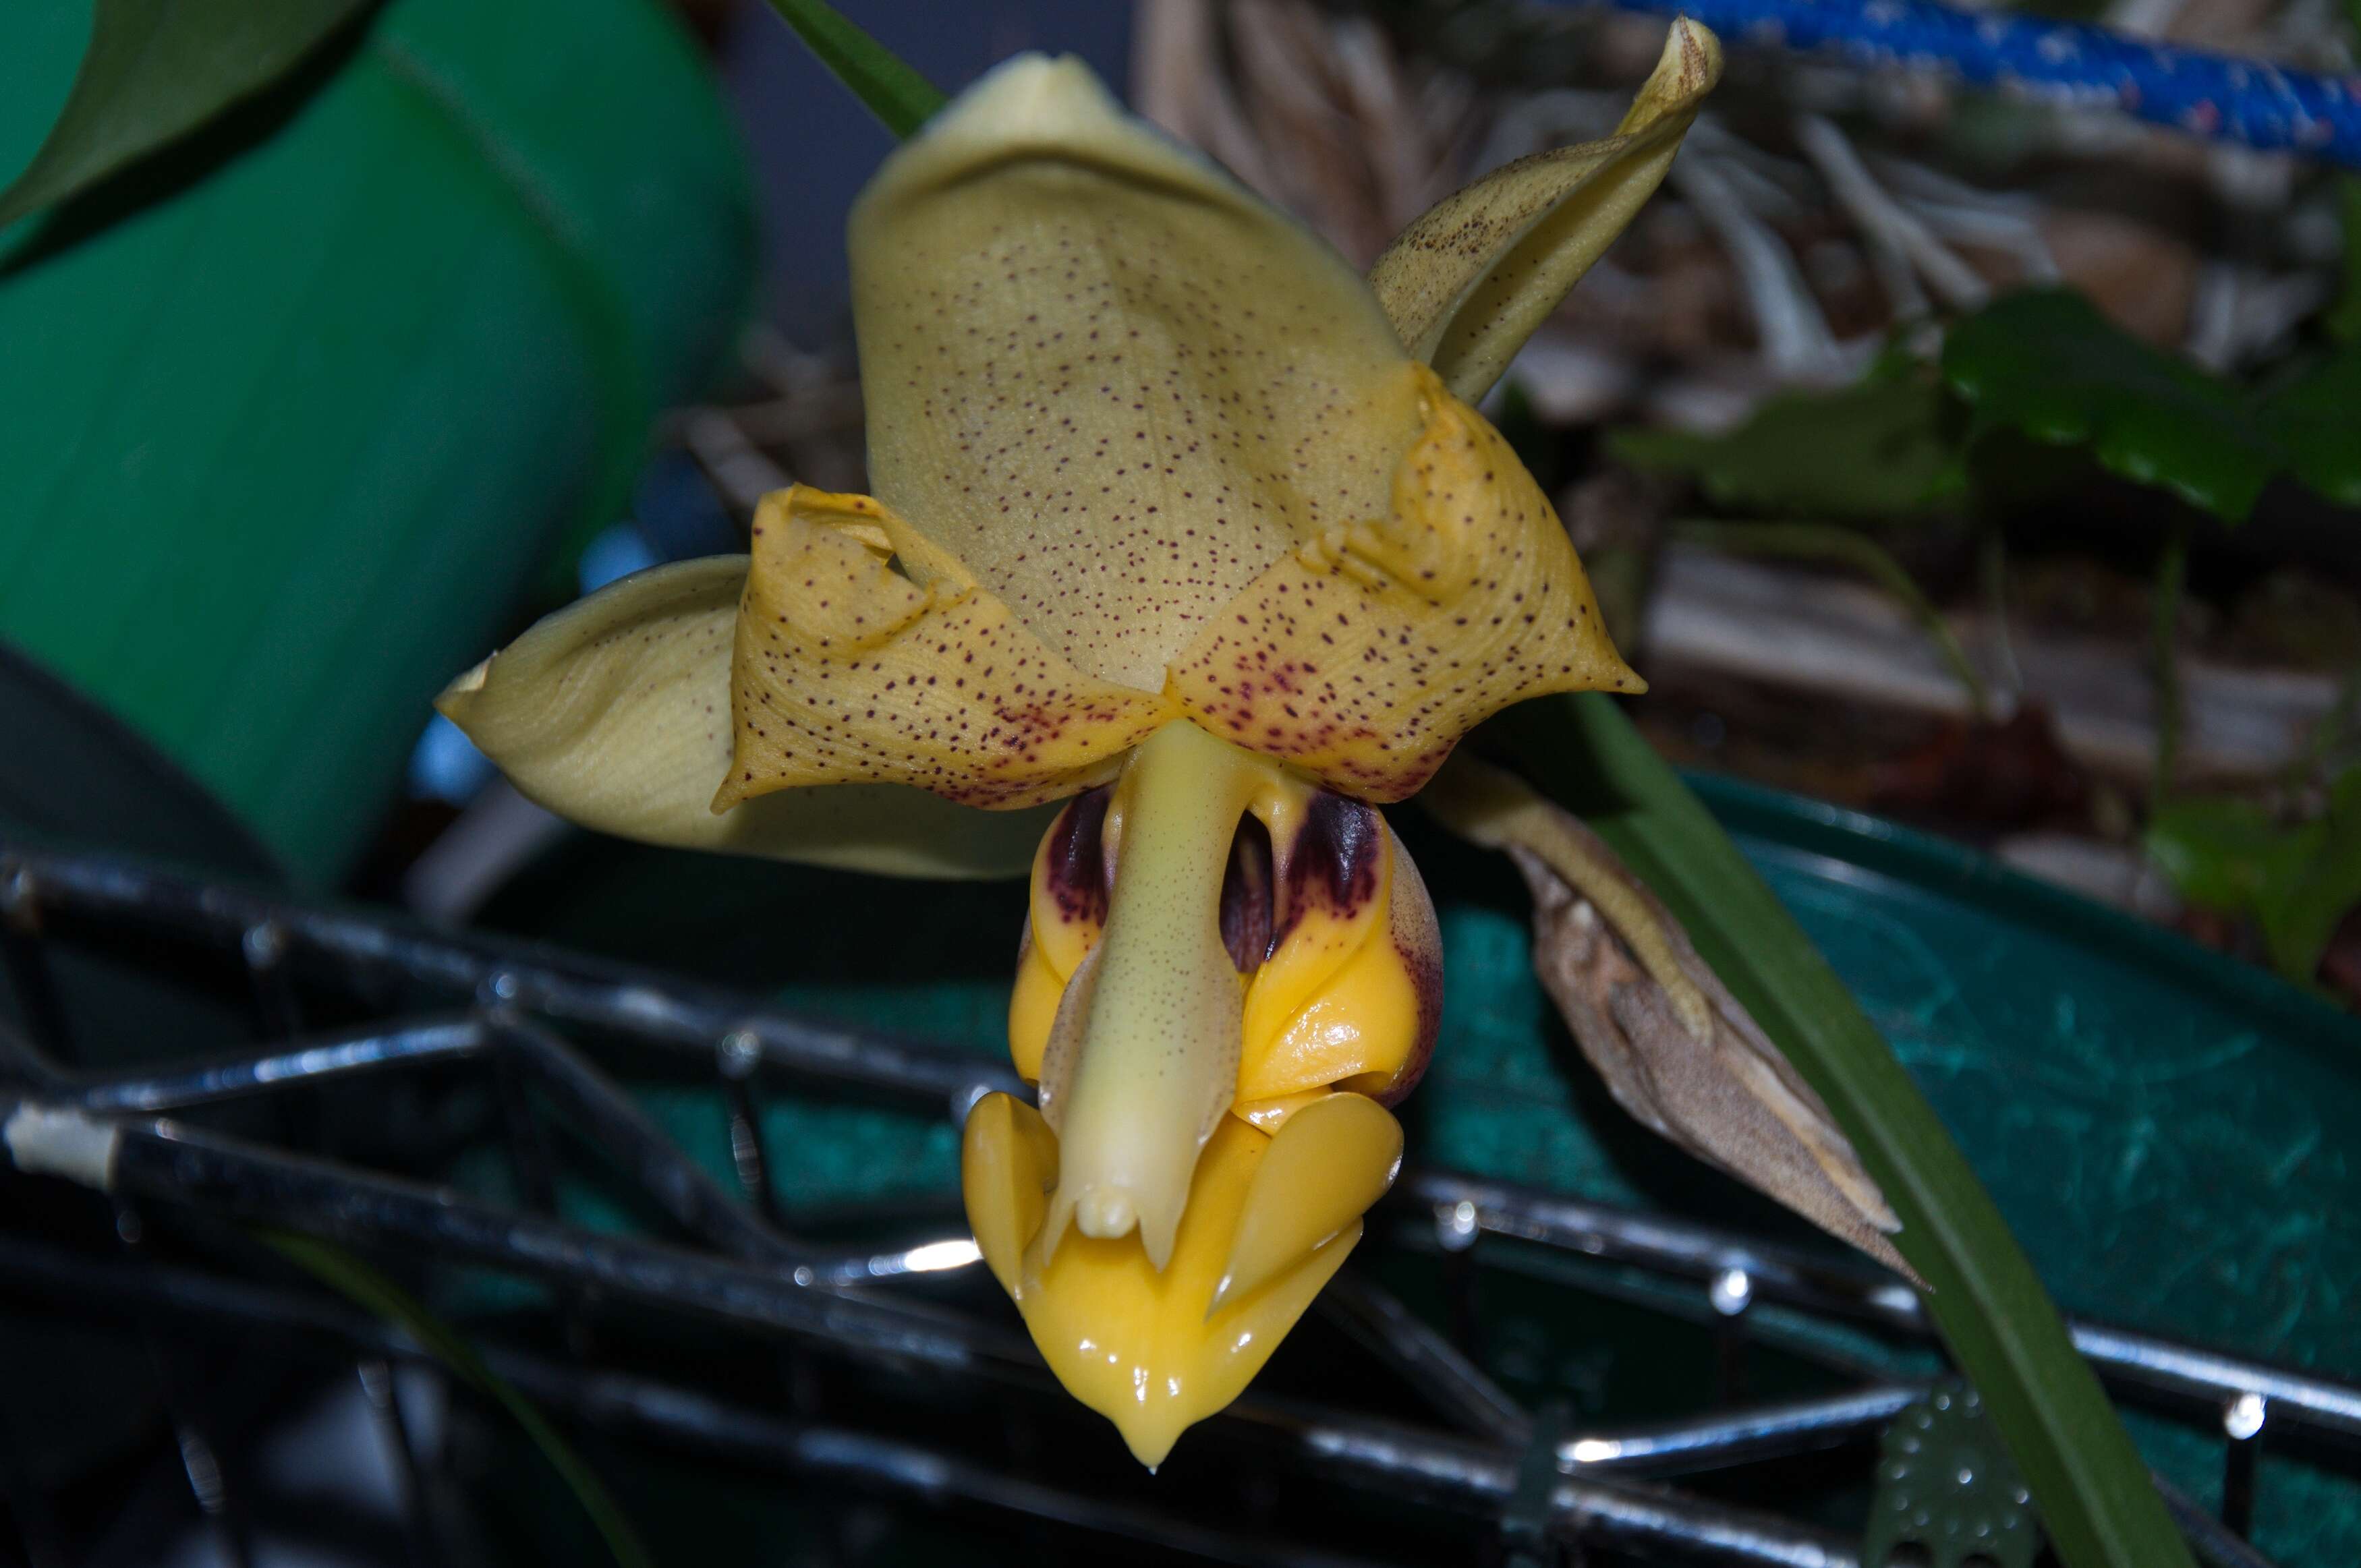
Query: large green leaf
xmin=0 ymin=0 xmax=374 ymax=229
xmin=1941 ymin=288 xmax=2361 ymax=523
xmin=2147 ymin=766 xmax=2361 ymax=984
xmin=1610 ymin=372 xmax=1964 ymax=521
xmin=1493 ymin=694 xmax=2196 ymax=1568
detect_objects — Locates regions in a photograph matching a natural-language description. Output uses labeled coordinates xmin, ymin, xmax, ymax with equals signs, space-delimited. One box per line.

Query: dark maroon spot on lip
xmin=1218 ymin=813 xmax=1275 ymax=972
xmin=1044 ymin=786 xmax=1112 ymax=926
xmin=1274 ymin=792 xmax=1382 ymax=944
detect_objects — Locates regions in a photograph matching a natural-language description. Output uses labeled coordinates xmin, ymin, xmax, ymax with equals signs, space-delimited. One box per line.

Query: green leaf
xmin=761 ymin=0 xmax=946 ymax=139
xmin=2256 ymin=347 xmax=2361 ymax=509
xmin=2147 ymin=767 xmax=2361 ymax=982
xmin=1941 ymin=287 xmax=2361 ymax=524
xmin=262 ymin=1231 xmax=654 ymax=1568
xmin=0 ymin=0 xmax=374 ymax=229
xmin=1491 ymin=693 xmax=2197 ymax=1568
xmin=1610 ymin=373 xmax=1964 ymax=521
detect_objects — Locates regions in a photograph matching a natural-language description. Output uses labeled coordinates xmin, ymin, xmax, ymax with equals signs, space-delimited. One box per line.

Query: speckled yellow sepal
xmin=717 ymin=486 xmax=1177 ymax=812
xmin=1168 ymin=366 xmax=1641 ymax=803
xmin=432 ymin=556 xmax=1052 ymax=878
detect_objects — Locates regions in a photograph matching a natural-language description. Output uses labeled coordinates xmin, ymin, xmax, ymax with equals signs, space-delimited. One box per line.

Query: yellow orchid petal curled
xmin=719 ymin=486 xmax=1176 ymax=811
xmin=1169 ymin=366 xmax=1640 ymax=803
xmin=434 ymin=556 xmax=1050 ymax=879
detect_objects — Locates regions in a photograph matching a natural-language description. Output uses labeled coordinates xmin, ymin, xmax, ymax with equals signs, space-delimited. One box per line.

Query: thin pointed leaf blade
xmin=761 ymin=0 xmax=944 ymax=138
xmin=1493 ymin=694 xmax=2195 ymax=1568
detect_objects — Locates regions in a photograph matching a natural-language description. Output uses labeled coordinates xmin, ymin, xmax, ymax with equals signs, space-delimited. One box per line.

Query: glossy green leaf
xmin=2147 ymin=766 xmax=2361 ymax=983
xmin=1941 ymin=288 xmax=2361 ymax=523
xmin=1491 ymin=693 xmax=2196 ymax=1568
xmin=0 ymin=0 xmax=372 ymax=228
xmin=264 ymin=1231 xmax=654 ymax=1568
xmin=760 ymin=0 xmax=944 ymax=139
xmin=1610 ymin=373 xmax=1964 ymax=521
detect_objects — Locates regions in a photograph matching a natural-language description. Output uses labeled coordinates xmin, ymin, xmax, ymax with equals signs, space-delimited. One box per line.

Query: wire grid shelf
xmin=0 ymin=840 xmax=2347 ymax=1568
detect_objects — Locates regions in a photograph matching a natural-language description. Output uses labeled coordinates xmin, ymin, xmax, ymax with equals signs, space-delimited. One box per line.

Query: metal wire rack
xmin=0 ymin=839 xmax=2348 ymax=1567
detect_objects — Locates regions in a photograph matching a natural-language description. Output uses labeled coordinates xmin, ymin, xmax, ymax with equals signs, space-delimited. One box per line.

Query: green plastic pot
xmin=0 ymin=0 xmax=756 ymax=883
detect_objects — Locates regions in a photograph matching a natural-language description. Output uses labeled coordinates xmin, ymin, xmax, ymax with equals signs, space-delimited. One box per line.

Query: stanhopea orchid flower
xmin=437 ymin=22 xmax=1913 ymax=1469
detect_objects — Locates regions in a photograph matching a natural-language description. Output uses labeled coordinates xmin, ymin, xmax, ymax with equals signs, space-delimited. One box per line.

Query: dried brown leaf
xmin=1425 ymin=755 xmax=1922 ymax=1284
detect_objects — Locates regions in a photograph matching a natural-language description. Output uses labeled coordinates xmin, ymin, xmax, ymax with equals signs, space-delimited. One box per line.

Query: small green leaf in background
xmin=0 ymin=0 xmax=375 ymax=229
xmin=1941 ymin=287 xmax=2361 ymax=523
xmin=2147 ymin=765 xmax=2361 ymax=984
xmin=2256 ymin=347 xmax=2361 ymax=509
xmin=263 ymin=1231 xmax=654 ymax=1568
xmin=1611 ymin=371 xmax=1964 ymax=521
xmin=762 ymin=0 xmax=945 ymax=138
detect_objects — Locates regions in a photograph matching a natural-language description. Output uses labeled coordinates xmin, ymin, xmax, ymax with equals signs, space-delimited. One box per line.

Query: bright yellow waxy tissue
xmin=440 ymin=25 xmax=1719 ymax=1467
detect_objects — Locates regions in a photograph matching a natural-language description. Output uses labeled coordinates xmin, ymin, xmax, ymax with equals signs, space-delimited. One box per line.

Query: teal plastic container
xmin=0 ymin=0 xmax=756 ymax=882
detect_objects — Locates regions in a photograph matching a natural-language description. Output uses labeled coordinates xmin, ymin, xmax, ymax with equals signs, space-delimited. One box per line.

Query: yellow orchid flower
xmin=440 ymin=23 xmax=1726 ymax=1467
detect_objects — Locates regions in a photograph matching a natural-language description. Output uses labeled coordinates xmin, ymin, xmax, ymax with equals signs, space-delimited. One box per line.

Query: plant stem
xmin=1978 ymin=523 xmax=2024 ymax=701
xmin=2149 ymin=522 xmax=2191 ymax=807
xmin=1673 ymin=519 xmax=1991 ymax=720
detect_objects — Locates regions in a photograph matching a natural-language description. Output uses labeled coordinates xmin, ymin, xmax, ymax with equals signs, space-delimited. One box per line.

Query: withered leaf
xmin=1426 ymin=756 xmax=1922 ymax=1285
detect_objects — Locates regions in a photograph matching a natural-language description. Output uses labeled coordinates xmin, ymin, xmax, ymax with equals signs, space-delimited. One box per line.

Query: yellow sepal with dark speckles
xmin=1168 ymin=366 xmax=1640 ymax=803
xmin=434 ymin=555 xmax=1052 ymax=878
xmin=849 ymin=54 xmax=1427 ymax=693
xmin=718 ymin=486 xmax=1177 ymax=812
